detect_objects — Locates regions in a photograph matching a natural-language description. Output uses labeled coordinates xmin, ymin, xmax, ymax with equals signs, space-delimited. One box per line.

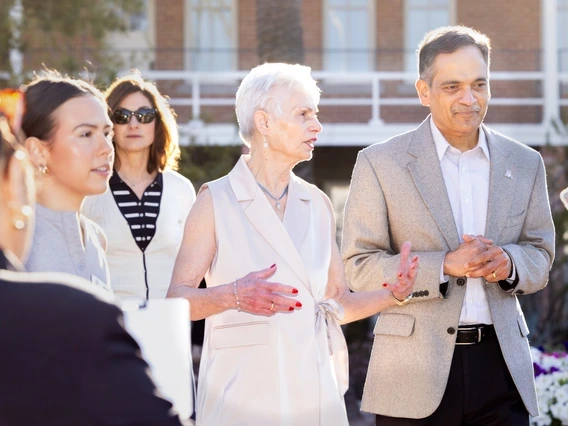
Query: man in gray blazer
xmin=342 ymin=25 xmax=555 ymax=425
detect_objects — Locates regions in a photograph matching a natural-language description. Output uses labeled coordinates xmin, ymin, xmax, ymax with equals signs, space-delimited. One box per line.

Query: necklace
xmin=119 ymin=172 xmax=155 ymax=188
xmin=257 ymin=182 xmax=289 ymax=210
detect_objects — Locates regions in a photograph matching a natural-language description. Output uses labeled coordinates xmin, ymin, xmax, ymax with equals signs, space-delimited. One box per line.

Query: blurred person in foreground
xmin=342 ymin=26 xmax=555 ymax=425
xmin=167 ymin=63 xmax=419 ymax=426
xmin=0 ymin=101 xmax=190 ymax=425
xmin=84 ymin=72 xmax=195 ymax=301
xmin=22 ymin=72 xmax=113 ymax=292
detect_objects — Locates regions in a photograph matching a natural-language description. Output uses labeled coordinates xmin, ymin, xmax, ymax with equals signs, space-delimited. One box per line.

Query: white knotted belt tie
xmin=316 ymin=299 xmax=349 ymax=396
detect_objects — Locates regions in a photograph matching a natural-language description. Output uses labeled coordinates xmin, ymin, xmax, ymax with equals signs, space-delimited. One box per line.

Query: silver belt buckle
xmin=455 ymin=326 xmax=479 ymax=346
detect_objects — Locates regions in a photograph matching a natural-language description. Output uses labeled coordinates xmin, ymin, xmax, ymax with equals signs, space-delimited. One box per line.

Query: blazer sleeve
xmin=502 ymin=153 xmax=555 ymax=296
xmin=81 ymin=303 xmax=188 ymax=426
xmin=341 ymin=149 xmax=446 ymax=298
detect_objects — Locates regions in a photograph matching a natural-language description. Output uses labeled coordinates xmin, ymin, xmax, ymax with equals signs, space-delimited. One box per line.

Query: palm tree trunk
xmin=256 ymin=0 xmax=314 ymax=182
xmin=256 ymin=0 xmax=304 ymax=64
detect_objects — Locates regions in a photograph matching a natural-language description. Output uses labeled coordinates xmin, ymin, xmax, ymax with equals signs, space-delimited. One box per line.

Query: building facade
xmin=12 ymin=1 xmax=568 ymax=219
xmin=103 ymin=0 xmax=568 ymax=222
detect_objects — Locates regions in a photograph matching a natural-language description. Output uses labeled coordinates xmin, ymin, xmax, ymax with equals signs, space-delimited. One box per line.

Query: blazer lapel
xmin=407 ymin=118 xmax=461 ymax=251
xmin=483 ymin=125 xmax=516 ymax=241
xmin=228 ymin=157 xmax=312 ymax=293
xmin=283 ymin=173 xmax=311 ymax=259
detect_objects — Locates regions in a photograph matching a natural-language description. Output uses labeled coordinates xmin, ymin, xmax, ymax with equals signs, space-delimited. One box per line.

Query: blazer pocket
xmin=212 ymin=321 xmax=270 ymax=349
xmin=373 ymin=313 xmax=415 ymax=337
xmin=517 ymin=313 xmax=530 ymax=337
xmin=504 ymin=211 xmax=526 ymax=228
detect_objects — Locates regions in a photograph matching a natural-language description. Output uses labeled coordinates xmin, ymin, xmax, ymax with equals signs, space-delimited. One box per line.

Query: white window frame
xmin=323 ymin=0 xmax=376 ymax=72
xmin=404 ymin=0 xmax=456 ymax=76
xmin=559 ymin=0 xmax=568 ymax=73
xmin=183 ymin=0 xmax=237 ymax=71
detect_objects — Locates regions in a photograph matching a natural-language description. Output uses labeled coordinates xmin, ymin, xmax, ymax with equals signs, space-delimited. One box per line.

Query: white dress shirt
xmin=430 ymin=118 xmax=493 ymax=325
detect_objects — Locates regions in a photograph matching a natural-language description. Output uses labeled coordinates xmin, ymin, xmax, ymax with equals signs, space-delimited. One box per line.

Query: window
xmin=324 ymin=0 xmax=374 ymax=72
xmin=129 ymin=0 xmax=149 ymax=32
xmin=559 ymin=0 xmax=568 ymax=72
xmin=185 ymin=0 xmax=236 ymax=71
xmin=405 ymin=0 xmax=452 ymax=74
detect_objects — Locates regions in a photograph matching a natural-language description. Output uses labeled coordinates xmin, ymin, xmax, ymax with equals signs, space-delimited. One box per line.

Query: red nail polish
xmin=270 ymin=264 xmax=276 ymax=268
xmin=289 ymin=307 xmax=294 ymax=311
xmin=296 ymin=302 xmax=302 ymax=307
xmin=382 ymin=283 xmax=388 ymax=287
xmin=292 ymin=288 xmax=298 ymax=294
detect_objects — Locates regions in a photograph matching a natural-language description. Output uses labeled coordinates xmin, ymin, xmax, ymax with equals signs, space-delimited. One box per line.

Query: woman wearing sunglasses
xmin=22 ymin=72 xmax=113 ymax=291
xmin=83 ymin=72 xmax=196 ymax=301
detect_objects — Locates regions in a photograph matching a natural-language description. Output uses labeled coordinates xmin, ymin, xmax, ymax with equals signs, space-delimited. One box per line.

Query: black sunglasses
xmin=112 ymin=107 xmax=157 ymax=125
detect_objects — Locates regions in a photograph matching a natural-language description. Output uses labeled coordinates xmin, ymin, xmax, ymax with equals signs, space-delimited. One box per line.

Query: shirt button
xmin=464 ymin=198 xmax=470 ymax=203
xmin=138 ymin=202 xmax=142 ymax=206
xmin=142 ymin=225 xmax=146 ymax=228
xmin=457 ymin=278 xmax=465 ymax=286
xmin=447 ymin=327 xmax=456 ymax=335
xmin=78 ymin=263 xmax=85 ymax=271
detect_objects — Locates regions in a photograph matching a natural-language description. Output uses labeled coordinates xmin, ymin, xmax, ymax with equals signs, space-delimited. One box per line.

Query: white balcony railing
xmin=141 ymin=70 xmax=568 ymax=147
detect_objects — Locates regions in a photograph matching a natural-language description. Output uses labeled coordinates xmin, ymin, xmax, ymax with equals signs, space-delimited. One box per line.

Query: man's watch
xmin=391 ymin=291 xmax=413 ymax=306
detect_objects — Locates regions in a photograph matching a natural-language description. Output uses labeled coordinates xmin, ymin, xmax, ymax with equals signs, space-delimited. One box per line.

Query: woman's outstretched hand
xmin=234 ymin=264 xmax=302 ymax=316
xmin=384 ymin=241 xmax=419 ymax=301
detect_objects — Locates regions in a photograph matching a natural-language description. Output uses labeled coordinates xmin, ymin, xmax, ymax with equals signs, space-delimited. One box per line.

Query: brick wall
xmin=238 ymin=0 xmax=258 ymax=69
xmin=376 ymin=0 xmax=404 ymax=71
xmin=155 ymin=0 xmax=185 ymax=70
xmin=148 ymin=0 xmax=546 ymax=126
xmin=303 ymin=0 xmax=323 ymax=70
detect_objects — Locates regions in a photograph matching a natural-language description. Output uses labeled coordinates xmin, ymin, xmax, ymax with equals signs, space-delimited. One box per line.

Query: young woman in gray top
xmin=22 ymin=72 xmax=114 ymax=292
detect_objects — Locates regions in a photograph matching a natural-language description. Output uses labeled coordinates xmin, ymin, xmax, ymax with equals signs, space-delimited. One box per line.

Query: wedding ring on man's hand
xmin=269 ymin=302 xmax=275 ymax=311
xmin=492 ymin=271 xmax=497 ymax=280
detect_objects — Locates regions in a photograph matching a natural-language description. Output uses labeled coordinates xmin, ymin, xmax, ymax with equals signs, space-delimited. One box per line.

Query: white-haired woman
xmin=167 ymin=63 xmax=419 ymax=426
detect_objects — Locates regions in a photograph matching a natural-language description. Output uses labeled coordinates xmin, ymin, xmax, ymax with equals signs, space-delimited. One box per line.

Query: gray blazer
xmin=342 ymin=117 xmax=555 ymax=418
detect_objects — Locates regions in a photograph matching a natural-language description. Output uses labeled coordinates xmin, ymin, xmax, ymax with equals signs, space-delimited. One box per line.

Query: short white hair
xmin=235 ymin=63 xmax=321 ymax=146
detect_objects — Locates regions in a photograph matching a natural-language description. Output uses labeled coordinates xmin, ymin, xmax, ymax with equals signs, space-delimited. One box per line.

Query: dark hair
xmin=417 ymin=25 xmax=491 ymax=86
xmin=105 ymin=71 xmax=180 ymax=173
xmin=21 ymin=70 xmax=106 ymax=145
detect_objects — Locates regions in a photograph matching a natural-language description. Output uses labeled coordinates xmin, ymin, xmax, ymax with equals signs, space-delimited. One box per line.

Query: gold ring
xmin=269 ymin=302 xmax=275 ymax=311
xmin=492 ymin=271 xmax=497 ymax=280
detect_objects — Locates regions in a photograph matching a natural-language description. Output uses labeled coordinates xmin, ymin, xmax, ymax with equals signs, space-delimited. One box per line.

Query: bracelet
xmin=233 ymin=279 xmax=241 ymax=312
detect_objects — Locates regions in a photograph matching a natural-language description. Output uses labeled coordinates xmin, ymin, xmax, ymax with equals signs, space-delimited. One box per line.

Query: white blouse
xmin=83 ymin=170 xmax=196 ymax=300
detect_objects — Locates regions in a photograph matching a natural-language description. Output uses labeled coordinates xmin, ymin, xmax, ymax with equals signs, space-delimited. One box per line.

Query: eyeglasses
xmin=112 ymin=107 xmax=157 ymax=125
xmin=0 ymin=88 xmax=24 ymax=134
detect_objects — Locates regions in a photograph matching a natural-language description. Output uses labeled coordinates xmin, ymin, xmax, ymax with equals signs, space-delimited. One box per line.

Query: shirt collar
xmin=429 ymin=116 xmax=490 ymax=162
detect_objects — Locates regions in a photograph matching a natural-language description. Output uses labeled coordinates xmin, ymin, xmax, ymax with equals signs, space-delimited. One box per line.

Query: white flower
xmin=530 ymin=347 xmax=568 ymax=426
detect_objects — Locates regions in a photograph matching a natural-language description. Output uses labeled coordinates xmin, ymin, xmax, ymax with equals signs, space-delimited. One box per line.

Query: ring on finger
xmin=269 ymin=301 xmax=275 ymax=311
xmin=492 ymin=271 xmax=497 ymax=280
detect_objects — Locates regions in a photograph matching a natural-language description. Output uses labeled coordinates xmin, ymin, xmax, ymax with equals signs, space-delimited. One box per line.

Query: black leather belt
xmin=455 ymin=324 xmax=495 ymax=345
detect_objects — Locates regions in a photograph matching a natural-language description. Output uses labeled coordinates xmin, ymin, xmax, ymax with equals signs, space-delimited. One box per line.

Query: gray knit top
xmin=25 ymin=204 xmax=112 ymax=293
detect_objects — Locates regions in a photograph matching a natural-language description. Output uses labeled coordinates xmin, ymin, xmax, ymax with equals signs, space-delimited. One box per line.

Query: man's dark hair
xmin=417 ymin=25 xmax=491 ymax=86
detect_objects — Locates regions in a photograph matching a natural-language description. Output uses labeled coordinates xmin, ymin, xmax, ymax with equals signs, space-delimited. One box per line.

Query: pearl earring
xmin=38 ymin=164 xmax=48 ymax=175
